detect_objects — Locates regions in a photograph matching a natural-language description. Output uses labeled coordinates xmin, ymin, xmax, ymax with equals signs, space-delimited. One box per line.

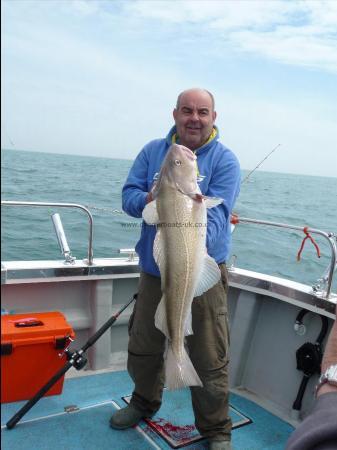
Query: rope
xmin=297 ymin=227 xmax=321 ymax=261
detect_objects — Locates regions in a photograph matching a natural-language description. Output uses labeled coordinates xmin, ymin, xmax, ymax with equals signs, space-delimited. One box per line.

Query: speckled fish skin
xmin=143 ymin=144 xmax=221 ymax=390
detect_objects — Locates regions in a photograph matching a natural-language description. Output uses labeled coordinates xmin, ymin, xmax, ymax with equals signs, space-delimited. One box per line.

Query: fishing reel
xmin=64 ymin=349 xmax=88 ymax=370
xmin=59 ymin=336 xmax=87 ymax=370
xmin=292 ymin=309 xmax=329 ymax=413
xmin=294 ymin=308 xmax=328 ymax=377
xmin=295 ymin=342 xmax=322 ymax=377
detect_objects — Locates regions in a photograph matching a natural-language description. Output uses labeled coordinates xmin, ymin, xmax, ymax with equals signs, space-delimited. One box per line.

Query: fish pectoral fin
xmin=142 ymin=200 xmax=159 ymax=225
xmin=186 ymin=192 xmax=203 ymax=203
xmin=194 ymin=254 xmax=221 ymax=297
xmin=182 ymin=193 xmax=223 ymax=207
xmin=154 ymin=295 xmax=169 ymax=337
xmin=204 ymin=196 xmax=223 ymax=208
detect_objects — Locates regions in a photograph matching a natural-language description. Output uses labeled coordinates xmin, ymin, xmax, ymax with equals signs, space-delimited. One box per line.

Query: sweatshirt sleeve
xmin=285 ymin=392 xmax=337 ymax=450
xmin=206 ymin=151 xmax=241 ymax=249
xmin=122 ymin=148 xmax=149 ymax=218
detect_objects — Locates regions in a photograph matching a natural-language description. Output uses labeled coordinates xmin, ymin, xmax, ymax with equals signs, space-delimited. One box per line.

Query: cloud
xmin=125 ymin=0 xmax=295 ymax=28
xmin=121 ymin=0 xmax=337 ymax=73
xmin=230 ymin=28 xmax=337 ymax=73
xmin=2 ymin=0 xmax=336 ymax=177
xmin=7 ymin=0 xmax=336 ymax=72
xmin=67 ymin=0 xmax=101 ymax=16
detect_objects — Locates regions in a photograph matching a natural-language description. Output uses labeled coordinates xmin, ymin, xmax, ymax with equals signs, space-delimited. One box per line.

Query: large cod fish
xmin=142 ymin=144 xmax=223 ymax=390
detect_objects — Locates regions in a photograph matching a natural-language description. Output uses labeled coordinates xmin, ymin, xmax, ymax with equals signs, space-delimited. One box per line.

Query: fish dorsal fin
xmin=194 ymin=254 xmax=221 ymax=297
xmin=142 ymin=200 xmax=159 ymax=225
xmin=204 ymin=196 xmax=223 ymax=209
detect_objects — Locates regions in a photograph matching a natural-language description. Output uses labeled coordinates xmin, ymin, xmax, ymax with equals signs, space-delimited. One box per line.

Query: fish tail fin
xmin=165 ymin=344 xmax=203 ymax=390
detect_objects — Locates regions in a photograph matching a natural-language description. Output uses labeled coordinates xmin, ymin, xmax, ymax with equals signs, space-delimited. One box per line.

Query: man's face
xmin=173 ymin=90 xmax=217 ymax=151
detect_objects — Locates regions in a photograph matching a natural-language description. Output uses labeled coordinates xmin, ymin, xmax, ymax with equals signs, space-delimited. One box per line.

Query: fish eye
xmin=174 ymin=159 xmax=182 ymax=166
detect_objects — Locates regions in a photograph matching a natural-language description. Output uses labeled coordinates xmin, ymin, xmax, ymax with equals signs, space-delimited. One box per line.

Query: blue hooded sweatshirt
xmin=122 ymin=126 xmax=241 ymax=277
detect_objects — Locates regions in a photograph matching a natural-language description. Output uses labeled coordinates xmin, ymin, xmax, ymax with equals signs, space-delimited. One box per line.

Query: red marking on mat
xmin=147 ymin=417 xmax=196 ymax=443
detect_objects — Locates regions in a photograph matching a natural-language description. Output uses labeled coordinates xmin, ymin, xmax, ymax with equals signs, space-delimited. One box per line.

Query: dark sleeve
xmin=286 ymin=392 xmax=337 ymax=450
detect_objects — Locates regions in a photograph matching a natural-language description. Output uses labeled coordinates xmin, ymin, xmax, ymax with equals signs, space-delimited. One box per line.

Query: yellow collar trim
xmin=171 ymin=127 xmax=217 ymax=148
xmin=171 ymin=128 xmax=217 ymax=178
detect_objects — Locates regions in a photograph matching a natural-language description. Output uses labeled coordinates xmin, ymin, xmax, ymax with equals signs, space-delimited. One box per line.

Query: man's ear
xmin=213 ymin=111 xmax=217 ymax=122
xmin=173 ymin=109 xmax=177 ymax=121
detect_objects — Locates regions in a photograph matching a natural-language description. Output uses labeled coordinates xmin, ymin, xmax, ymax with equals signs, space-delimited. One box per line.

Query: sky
xmin=1 ymin=0 xmax=337 ymax=177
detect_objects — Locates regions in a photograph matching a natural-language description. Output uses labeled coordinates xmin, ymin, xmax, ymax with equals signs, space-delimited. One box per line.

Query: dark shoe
xmin=110 ymin=405 xmax=147 ymax=430
xmin=209 ymin=440 xmax=232 ymax=450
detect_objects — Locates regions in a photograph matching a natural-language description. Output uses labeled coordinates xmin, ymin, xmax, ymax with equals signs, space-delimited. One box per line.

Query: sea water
xmin=1 ymin=149 xmax=336 ymax=291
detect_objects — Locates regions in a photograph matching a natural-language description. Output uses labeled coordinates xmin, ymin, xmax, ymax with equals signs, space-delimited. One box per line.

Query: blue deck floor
xmin=1 ymin=370 xmax=294 ymax=449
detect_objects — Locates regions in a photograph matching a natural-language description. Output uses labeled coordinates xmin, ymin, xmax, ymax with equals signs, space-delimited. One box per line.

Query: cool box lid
xmin=1 ymin=311 xmax=74 ymax=345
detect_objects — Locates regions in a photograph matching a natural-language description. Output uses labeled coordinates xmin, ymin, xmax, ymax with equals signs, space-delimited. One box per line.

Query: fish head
xmin=158 ymin=144 xmax=198 ymax=194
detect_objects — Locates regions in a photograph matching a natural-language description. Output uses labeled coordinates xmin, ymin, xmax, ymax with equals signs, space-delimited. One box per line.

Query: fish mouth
xmin=181 ymin=146 xmax=196 ymax=161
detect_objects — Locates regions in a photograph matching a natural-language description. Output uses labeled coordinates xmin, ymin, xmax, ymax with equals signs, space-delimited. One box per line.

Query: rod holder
xmin=118 ymin=248 xmax=136 ymax=262
xmin=1 ymin=201 xmax=94 ymax=265
xmin=51 ymin=213 xmax=75 ymax=264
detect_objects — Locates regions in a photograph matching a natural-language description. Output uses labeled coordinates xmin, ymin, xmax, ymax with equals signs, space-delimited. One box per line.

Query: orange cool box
xmin=1 ymin=311 xmax=75 ymax=403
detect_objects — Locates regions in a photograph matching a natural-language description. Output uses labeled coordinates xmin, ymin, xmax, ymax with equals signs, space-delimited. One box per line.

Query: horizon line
xmin=1 ymin=147 xmax=336 ymax=180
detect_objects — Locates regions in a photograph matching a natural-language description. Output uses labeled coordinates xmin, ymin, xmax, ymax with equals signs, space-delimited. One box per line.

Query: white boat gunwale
xmin=1 ymin=259 xmax=335 ymax=318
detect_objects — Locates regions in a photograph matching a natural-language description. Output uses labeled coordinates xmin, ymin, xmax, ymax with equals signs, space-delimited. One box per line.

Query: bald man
xmin=111 ymin=89 xmax=241 ymax=450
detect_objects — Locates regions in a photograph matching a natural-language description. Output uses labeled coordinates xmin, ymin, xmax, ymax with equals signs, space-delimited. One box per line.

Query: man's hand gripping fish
xmin=142 ymin=144 xmax=223 ymax=390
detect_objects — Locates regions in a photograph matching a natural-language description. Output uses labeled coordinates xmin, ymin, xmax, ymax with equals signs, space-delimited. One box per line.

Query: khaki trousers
xmin=127 ymin=264 xmax=232 ymax=441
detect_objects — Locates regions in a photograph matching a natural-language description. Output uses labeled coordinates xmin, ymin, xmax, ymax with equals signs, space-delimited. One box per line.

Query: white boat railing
xmin=231 ymin=215 xmax=337 ymax=300
xmin=1 ymin=201 xmax=94 ymax=265
xmin=1 ymin=201 xmax=336 ymax=299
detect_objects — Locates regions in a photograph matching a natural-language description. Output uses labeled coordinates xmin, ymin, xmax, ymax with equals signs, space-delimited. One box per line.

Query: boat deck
xmin=1 ymin=370 xmax=294 ymax=449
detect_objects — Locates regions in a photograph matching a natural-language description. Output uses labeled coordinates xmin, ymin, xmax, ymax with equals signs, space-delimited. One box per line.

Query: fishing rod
xmin=241 ymin=143 xmax=281 ymax=184
xmin=2 ymin=123 xmax=16 ymax=148
xmin=231 ymin=143 xmax=281 ymax=231
xmin=6 ymin=294 xmax=137 ymax=430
